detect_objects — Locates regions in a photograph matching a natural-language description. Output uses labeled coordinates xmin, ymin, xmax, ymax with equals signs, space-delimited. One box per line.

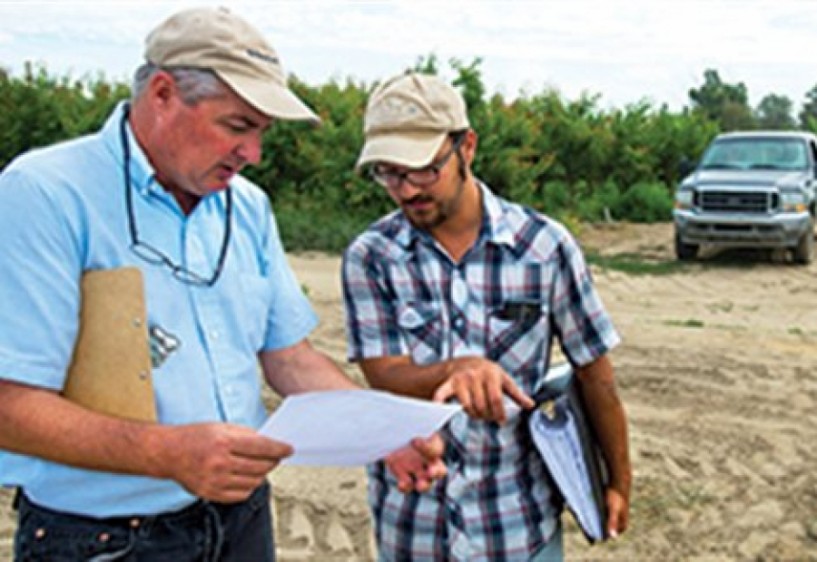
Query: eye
xmin=408 ymin=167 xmax=437 ymax=183
xmin=225 ymin=122 xmax=251 ymax=134
xmin=220 ymin=117 xmax=258 ymax=135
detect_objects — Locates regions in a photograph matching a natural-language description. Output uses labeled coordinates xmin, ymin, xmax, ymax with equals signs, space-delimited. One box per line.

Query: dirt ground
xmin=2 ymin=222 xmax=816 ymax=561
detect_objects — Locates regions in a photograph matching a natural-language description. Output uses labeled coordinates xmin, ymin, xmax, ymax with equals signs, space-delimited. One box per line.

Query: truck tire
xmin=793 ymin=222 xmax=814 ymax=265
xmin=675 ymin=232 xmax=698 ymax=261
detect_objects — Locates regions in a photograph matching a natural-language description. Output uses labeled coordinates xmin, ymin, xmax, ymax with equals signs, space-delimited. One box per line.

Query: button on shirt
xmin=0 ymin=103 xmax=317 ymax=517
xmin=342 ymin=183 xmax=620 ymax=561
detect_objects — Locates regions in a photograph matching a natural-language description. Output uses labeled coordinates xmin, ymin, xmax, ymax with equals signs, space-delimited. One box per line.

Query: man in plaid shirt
xmin=342 ymin=73 xmax=631 ymax=561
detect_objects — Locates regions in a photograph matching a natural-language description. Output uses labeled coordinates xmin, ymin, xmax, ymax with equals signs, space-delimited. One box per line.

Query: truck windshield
xmin=700 ymin=138 xmax=808 ymax=171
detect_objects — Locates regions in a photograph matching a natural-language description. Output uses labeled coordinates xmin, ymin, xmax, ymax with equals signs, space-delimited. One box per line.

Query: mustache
xmin=401 ymin=194 xmax=433 ymax=205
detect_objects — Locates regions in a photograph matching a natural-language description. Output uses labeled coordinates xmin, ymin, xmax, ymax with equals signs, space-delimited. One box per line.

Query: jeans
xmin=14 ymin=482 xmax=275 ymax=562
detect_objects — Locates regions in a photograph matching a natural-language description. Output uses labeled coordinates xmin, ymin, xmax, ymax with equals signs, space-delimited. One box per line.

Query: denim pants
xmin=13 ymin=482 xmax=275 ymax=562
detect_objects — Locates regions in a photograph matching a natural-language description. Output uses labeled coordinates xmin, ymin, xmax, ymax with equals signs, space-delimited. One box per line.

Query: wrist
xmin=609 ymin=466 xmax=632 ymax=498
xmin=139 ymin=424 xmax=177 ymax=480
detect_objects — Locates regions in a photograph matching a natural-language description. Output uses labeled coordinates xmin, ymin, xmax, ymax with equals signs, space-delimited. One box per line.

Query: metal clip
xmin=539 ymin=399 xmax=557 ymax=421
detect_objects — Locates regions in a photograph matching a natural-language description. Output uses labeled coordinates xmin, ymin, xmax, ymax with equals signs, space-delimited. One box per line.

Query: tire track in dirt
xmin=580 ymin=223 xmax=817 ymax=560
xmin=2 ymin=225 xmax=816 ymax=561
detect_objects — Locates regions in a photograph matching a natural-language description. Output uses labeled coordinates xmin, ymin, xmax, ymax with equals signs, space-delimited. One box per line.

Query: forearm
xmin=260 ymin=339 xmax=359 ymax=396
xmin=576 ymin=356 xmax=632 ymax=497
xmin=0 ymin=380 xmax=171 ymax=479
xmin=360 ymin=356 xmax=452 ymax=399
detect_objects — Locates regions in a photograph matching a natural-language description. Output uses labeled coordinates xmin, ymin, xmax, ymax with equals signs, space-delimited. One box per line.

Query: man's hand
xmin=431 ymin=357 xmax=535 ymax=423
xmin=605 ymin=486 xmax=630 ymax=539
xmin=384 ymin=433 xmax=447 ymax=493
xmin=156 ymin=423 xmax=293 ymax=503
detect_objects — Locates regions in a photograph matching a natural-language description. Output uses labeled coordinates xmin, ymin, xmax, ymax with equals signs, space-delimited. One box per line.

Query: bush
xmin=614 ymin=182 xmax=674 ymax=223
xmin=275 ymin=202 xmax=380 ymax=254
xmin=1 ymin=60 xmax=719 ymax=254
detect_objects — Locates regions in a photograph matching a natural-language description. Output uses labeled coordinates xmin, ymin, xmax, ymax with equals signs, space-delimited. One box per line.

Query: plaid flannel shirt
xmin=342 ymin=183 xmax=620 ymax=561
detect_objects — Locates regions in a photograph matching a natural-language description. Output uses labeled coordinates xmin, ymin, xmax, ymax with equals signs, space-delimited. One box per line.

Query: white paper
xmin=258 ymin=389 xmax=461 ymax=466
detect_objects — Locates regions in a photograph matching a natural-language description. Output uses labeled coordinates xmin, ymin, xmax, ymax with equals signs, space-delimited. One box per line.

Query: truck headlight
xmin=780 ymin=191 xmax=807 ymax=213
xmin=675 ymin=190 xmax=694 ymax=210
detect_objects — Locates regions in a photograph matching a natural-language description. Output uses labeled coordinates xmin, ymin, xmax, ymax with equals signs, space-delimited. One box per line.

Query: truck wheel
xmin=675 ymin=232 xmax=698 ymax=261
xmin=793 ymin=224 xmax=814 ymax=265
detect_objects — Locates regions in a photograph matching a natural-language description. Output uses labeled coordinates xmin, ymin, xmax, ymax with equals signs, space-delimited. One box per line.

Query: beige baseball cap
xmin=145 ymin=7 xmax=318 ymax=122
xmin=356 ymin=72 xmax=469 ymax=169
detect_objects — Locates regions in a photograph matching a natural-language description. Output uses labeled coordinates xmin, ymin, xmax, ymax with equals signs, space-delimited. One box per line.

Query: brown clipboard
xmin=62 ymin=267 xmax=157 ymax=422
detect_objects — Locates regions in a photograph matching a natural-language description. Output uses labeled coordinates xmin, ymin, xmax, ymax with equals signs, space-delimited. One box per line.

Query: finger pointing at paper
xmin=431 ymin=356 xmax=535 ymax=423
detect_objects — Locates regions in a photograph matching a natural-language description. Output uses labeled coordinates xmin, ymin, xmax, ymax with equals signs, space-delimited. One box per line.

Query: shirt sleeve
xmin=0 ymin=166 xmax=83 ymax=389
xmin=341 ymin=237 xmax=408 ymax=361
xmin=550 ymin=229 xmax=620 ymax=367
xmin=260 ymin=199 xmax=319 ymax=351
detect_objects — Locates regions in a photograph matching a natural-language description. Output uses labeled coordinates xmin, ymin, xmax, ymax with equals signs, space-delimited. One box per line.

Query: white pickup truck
xmin=673 ymin=131 xmax=817 ymax=264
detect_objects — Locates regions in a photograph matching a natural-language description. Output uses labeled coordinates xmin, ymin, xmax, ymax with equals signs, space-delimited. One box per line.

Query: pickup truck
xmin=673 ymin=131 xmax=817 ymax=264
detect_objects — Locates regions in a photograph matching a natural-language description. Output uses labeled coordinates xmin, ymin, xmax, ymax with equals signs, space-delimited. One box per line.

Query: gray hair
xmin=131 ymin=63 xmax=228 ymax=105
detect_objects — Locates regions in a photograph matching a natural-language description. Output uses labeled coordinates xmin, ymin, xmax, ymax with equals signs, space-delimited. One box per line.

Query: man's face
xmin=377 ymin=137 xmax=468 ymax=231
xmin=151 ymin=80 xmax=272 ymax=201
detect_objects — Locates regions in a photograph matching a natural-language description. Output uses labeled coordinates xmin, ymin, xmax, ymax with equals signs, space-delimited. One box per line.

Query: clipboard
xmin=62 ymin=267 xmax=157 ymax=422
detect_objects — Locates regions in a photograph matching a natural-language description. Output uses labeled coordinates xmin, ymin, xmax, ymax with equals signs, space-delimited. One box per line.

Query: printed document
xmin=258 ymin=389 xmax=461 ymax=466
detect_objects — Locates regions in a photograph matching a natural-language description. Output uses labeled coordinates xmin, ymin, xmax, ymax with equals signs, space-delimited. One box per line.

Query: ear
xmin=461 ymin=129 xmax=478 ymax=166
xmin=144 ymin=69 xmax=179 ymax=112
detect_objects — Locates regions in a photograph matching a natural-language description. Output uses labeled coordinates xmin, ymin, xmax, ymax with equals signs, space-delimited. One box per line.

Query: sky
xmin=1 ymin=0 xmax=816 ymax=112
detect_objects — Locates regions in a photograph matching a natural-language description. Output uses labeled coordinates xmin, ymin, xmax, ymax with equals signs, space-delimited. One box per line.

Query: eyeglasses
xmin=120 ymin=104 xmax=231 ymax=287
xmin=370 ymin=133 xmax=466 ymax=190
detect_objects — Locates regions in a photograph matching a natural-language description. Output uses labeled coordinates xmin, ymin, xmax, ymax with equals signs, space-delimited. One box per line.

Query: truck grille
xmin=697 ymin=191 xmax=776 ymax=213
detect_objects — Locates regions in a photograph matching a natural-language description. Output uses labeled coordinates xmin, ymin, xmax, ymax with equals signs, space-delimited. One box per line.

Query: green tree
xmin=755 ymin=93 xmax=795 ymax=130
xmin=688 ymin=69 xmax=755 ymax=131
xmin=798 ymin=84 xmax=817 ymax=131
xmin=0 ymin=59 xmax=747 ymax=252
xmin=0 ymin=63 xmax=128 ymax=170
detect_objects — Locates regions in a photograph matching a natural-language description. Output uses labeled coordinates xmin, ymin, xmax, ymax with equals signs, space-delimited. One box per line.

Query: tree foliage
xmin=0 ymin=60 xmax=809 ymax=252
xmin=0 ymin=63 xmax=129 ymax=170
xmin=756 ymin=93 xmax=796 ymax=130
xmin=688 ymin=69 xmax=754 ymax=131
xmin=798 ymin=84 xmax=817 ymax=131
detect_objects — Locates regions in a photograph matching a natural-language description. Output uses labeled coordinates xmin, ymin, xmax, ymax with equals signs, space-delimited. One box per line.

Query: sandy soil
xmin=2 ymin=222 xmax=817 ymax=561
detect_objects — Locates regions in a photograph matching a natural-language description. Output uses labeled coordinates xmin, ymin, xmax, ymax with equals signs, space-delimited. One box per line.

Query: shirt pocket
xmin=396 ymin=300 xmax=443 ymax=365
xmin=239 ymin=273 xmax=273 ymax=351
xmin=486 ymin=299 xmax=550 ymax=376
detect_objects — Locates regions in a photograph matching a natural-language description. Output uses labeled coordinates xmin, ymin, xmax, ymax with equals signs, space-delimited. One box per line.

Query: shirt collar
xmin=480 ymin=181 xmax=517 ymax=247
xmin=101 ymin=101 xmax=169 ymax=199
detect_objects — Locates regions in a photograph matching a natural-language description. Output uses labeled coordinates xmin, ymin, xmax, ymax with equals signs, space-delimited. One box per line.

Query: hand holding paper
xmin=385 ymin=432 xmax=447 ymax=493
xmin=258 ymin=389 xmax=461 ymax=466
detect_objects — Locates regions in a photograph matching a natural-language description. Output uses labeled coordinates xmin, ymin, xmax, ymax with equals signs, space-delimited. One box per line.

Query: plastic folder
xmin=62 ymin=267 xmax=157 ymax=422
xmin=529 ymin=363 xmax=608 ymax=543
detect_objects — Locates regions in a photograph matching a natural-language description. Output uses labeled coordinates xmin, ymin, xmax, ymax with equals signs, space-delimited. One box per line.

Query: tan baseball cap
xmin=356 ymin=72 xmax=469 ymax=169
xmin=145 ymin=7 xmax=318 ymax=122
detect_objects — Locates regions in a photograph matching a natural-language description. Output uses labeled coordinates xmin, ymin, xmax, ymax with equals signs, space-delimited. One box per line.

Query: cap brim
xmin=356 ymin=131 xmax=447 ymax=170
xmin=220 ymin=73 xmax=320 ymax=123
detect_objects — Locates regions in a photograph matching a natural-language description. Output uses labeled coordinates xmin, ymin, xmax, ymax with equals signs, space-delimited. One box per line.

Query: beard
xmin=402 ymin=172 xmax=466 ymax=231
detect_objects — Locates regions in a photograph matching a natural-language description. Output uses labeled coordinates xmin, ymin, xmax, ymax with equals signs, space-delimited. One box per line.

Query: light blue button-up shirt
xmin=0 ymin=103 xmax=318 ymax=517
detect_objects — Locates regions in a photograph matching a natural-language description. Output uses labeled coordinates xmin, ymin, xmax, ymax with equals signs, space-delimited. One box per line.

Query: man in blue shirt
xmin=342 ymin=73 xmax=632 ymax=561
xmin=0 ymin=8 xmax=442 ymax=561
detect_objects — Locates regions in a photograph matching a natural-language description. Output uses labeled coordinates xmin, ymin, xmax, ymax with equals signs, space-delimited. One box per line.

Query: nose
xmin=235 ymin=134 xmax=263 ymax=165
xmin=391 ymin=178 xmax=424 ymax=200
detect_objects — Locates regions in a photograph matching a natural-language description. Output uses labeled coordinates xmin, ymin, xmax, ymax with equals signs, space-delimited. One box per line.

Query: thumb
xmin=432 ymin=379 xmax=456 ymax=404
xmin=605 ymin=493 xmax=622 ymax=539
